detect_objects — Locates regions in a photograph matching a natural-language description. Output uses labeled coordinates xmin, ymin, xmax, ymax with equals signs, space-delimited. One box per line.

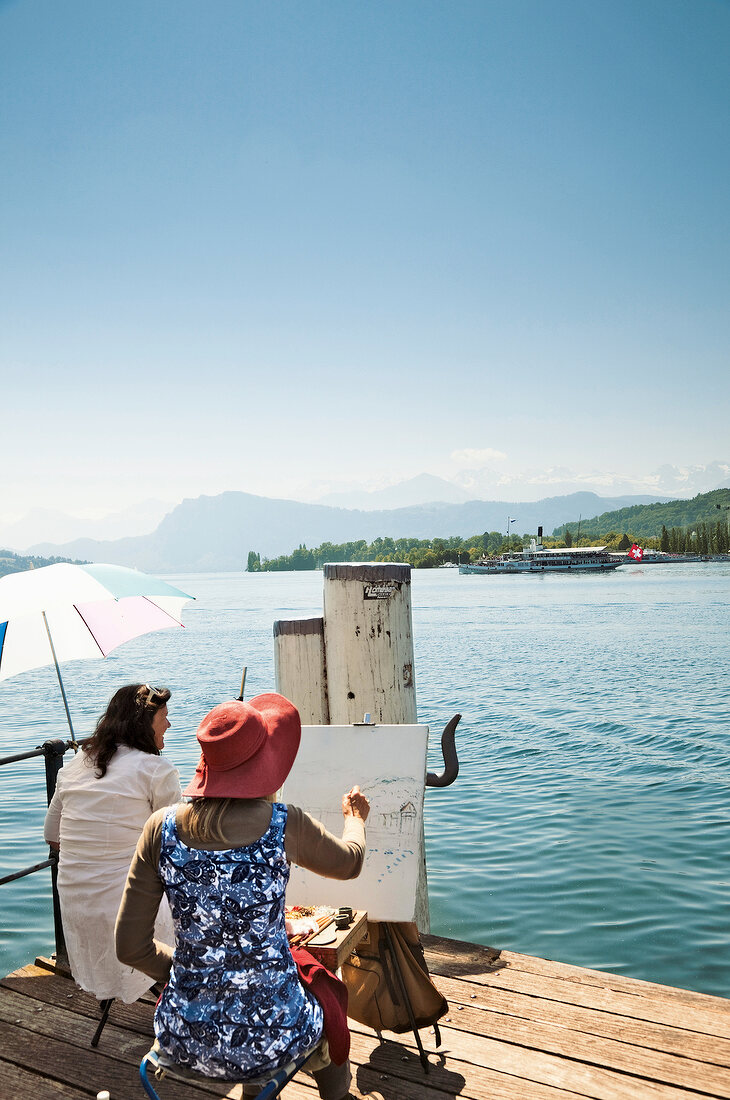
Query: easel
xmin=379 ymin=922 xmax=441 ymax=1074
xmin=91 ymin=997 xmax=114 ymax=1047
xmin=343 ymin=919 xmax=446 ymax=1075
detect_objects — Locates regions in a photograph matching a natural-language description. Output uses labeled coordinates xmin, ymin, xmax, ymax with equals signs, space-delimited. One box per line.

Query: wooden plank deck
xmin=1 ymin=934 xmax=729 ymax=1099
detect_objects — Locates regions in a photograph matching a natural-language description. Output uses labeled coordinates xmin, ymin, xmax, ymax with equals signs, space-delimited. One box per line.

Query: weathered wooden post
xmin=322 ymin=563 xmax=416 ymax=724
xmin=273 ymin=617 xmax=329 ymax=725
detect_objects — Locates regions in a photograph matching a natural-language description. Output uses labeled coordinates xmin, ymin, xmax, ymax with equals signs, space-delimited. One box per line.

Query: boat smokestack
xmin=537 ymin=526 xmax=543 ymax=549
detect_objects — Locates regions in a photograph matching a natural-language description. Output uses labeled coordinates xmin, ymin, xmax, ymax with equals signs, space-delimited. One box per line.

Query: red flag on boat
xmin=628 ymin=543 xmax=644 ymax=560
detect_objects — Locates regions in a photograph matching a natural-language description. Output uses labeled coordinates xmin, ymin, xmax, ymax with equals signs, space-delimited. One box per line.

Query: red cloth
xmin=291 ymin=946 xmax=350 ymax=1065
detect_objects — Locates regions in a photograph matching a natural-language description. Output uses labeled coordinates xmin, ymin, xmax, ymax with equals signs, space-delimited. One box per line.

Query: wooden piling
xmin=322 ymin=562 xmax=417 ymax=724
xmin=273 ymin=617 xmax=329 ymax=724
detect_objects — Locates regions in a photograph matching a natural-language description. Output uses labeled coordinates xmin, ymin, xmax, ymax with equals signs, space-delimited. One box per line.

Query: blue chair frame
xmin=140 ymin=1041 xmax=317 ymax=1100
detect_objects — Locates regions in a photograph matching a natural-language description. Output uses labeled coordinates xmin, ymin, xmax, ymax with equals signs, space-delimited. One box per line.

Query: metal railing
xmin=0 ymin=738 xmax=76 ymax=960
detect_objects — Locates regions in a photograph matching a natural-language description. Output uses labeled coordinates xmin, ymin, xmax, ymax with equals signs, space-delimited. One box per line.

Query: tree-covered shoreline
xmin=0 ymin=549 xmax=87 ymax=579
xmin=552 ymin=487 xmax=730 ymax=540
xmin=247 ymin=523 xmax=729 ymax=571
xmin=247 ymin=488 xmax=730 ymax=570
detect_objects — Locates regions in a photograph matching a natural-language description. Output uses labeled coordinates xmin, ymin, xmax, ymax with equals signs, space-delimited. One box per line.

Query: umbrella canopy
xmin=0 ymin=563 xmax=192 ymax=681
xmin=0 ymin=562 xmax=194 ymax=734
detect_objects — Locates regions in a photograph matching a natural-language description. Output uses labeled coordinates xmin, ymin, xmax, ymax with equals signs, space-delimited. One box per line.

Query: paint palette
xmin=305 ymin=925 xmax=338 ymax=946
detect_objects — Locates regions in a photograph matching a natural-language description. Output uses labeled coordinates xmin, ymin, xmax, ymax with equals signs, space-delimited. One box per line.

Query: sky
xmin=1 ymin=0 xmax=729 ymax=524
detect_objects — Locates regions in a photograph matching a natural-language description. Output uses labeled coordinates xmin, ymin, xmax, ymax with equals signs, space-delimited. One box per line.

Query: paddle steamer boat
xmin=459 ymin=528 xmax=622 ymax=575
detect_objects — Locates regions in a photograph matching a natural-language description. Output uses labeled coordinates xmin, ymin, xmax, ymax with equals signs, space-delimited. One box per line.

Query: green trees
xmin=253 ymin=531 xmax=528 ymax=570
xmin=0 ymin=549 xmax=87 ymax=579
xmin=697 ymin=524 xmax=709 ymax=555
xmin=552 ymin=488 xmax=730 ymax=541
xmin=290 ymin=545 xmax=316 ymax=570
xmin=246 ymin=551 xmax=261 ymax=572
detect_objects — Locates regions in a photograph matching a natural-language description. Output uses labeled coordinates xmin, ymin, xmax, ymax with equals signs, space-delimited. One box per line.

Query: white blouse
xmin=44 ymin=744 xmax=181 ymax=1002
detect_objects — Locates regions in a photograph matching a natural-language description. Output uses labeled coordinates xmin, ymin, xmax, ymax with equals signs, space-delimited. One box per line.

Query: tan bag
xmin=341 ymin=921 xmax=448 ymax=1034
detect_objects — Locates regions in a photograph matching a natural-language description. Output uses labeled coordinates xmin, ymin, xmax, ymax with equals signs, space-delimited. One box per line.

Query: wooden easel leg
xmin=382 ymin=923 xmax=429 ymax=1074
xmin=91 ymin=997 xmax=114 ymax=1047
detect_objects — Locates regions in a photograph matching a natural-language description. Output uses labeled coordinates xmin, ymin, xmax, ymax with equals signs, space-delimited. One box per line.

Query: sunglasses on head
xmin=138 ymin=684 xmax=166 ymax=708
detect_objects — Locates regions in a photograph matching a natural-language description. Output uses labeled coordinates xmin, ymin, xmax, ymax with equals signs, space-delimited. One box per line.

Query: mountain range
xmin=27 ymin=489 xmax=668 ymax=573
xmin=4 ymin=463 xmax=727 ymax=553
xmin=315 ymin=462 xmax=730 ymax=509
xmin=316 ymin=474 xmax=473 ymax=509
xmin=0 ymin=499 xmax=173 ymax=552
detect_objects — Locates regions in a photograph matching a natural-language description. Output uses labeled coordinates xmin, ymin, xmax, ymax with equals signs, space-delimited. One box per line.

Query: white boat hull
xmin=459 ymin=559 xmax=623 ymax=574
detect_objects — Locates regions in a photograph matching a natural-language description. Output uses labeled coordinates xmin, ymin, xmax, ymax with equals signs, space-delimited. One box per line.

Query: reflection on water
xmin=1 ymin=565 xmax=729 ymax=995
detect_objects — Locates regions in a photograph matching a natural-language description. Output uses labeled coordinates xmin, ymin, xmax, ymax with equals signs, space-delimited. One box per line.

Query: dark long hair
xmin=83 ymin=683 xmax=171 ymax=778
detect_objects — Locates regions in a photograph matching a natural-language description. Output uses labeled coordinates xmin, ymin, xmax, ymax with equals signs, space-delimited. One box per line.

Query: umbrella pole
xmin=42 ymin=612 xmax=76 ymax=740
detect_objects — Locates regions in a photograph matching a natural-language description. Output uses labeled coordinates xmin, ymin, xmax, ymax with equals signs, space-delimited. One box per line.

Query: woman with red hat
xmin=116 ymin=693 xmax=370 ymax=1100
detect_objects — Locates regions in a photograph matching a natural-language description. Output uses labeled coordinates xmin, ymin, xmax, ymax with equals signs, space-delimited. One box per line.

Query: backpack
xmin=341 ymin=921 xmax=448 ymax=1035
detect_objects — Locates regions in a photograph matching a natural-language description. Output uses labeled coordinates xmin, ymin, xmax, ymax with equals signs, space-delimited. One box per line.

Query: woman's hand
xmin=342 ymin=785 xmax=370 ymax=822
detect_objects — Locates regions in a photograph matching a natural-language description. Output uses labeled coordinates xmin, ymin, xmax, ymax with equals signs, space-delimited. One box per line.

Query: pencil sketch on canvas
xmin=281 ymin=724 xmax=429 ymax=922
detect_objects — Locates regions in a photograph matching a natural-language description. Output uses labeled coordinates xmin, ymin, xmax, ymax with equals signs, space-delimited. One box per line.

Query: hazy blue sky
xmin=2 ymin=0 xmax=728 ymax=520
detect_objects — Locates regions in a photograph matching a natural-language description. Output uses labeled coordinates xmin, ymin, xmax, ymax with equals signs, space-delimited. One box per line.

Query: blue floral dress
xmin=154 ymin=803 xmax=324 ymax=1081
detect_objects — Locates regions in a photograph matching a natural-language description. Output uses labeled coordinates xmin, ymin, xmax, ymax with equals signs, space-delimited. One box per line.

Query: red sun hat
xmin=184 ymin=693 xmax=301 ymax=799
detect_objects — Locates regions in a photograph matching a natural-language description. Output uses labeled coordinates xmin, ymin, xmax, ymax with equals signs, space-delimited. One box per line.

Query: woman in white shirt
xmin=44 ymin=683 xmax=181 ymax=1002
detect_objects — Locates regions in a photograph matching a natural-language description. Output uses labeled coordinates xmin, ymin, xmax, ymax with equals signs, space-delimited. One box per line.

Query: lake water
xmin=1 ymin=564 xmax=729 ymax=997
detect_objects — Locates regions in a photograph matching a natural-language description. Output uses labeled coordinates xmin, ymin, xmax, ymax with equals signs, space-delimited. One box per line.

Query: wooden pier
xmin=1 ymin=933 xmax=729 ymax=1099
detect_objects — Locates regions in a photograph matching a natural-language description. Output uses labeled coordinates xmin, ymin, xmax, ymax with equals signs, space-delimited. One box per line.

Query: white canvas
xmin=282 ymin=724 xmax=428 ymax=922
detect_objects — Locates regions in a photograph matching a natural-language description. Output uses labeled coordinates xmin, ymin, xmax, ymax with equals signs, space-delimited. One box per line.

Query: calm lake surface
xmin=1 ymin=564 xmax=729 ymax=996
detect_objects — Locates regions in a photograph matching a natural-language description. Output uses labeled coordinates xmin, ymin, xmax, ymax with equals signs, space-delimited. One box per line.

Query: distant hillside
xmin=553 ymin=488 xmax=730 ymax=539
xmin=0 ymin=548 xmax=86 ymax=579
xmin=0 ymin=498 xmax=173 ymax=552
xmin=30 ymin=489 xmax=667 ymax=573
xmin=316 ymin=473 xmax=472 ymax=509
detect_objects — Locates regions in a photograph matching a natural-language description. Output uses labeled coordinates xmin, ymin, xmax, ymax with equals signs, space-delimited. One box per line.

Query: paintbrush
xmin=289 ymin=912 xmax=333 ymax=947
